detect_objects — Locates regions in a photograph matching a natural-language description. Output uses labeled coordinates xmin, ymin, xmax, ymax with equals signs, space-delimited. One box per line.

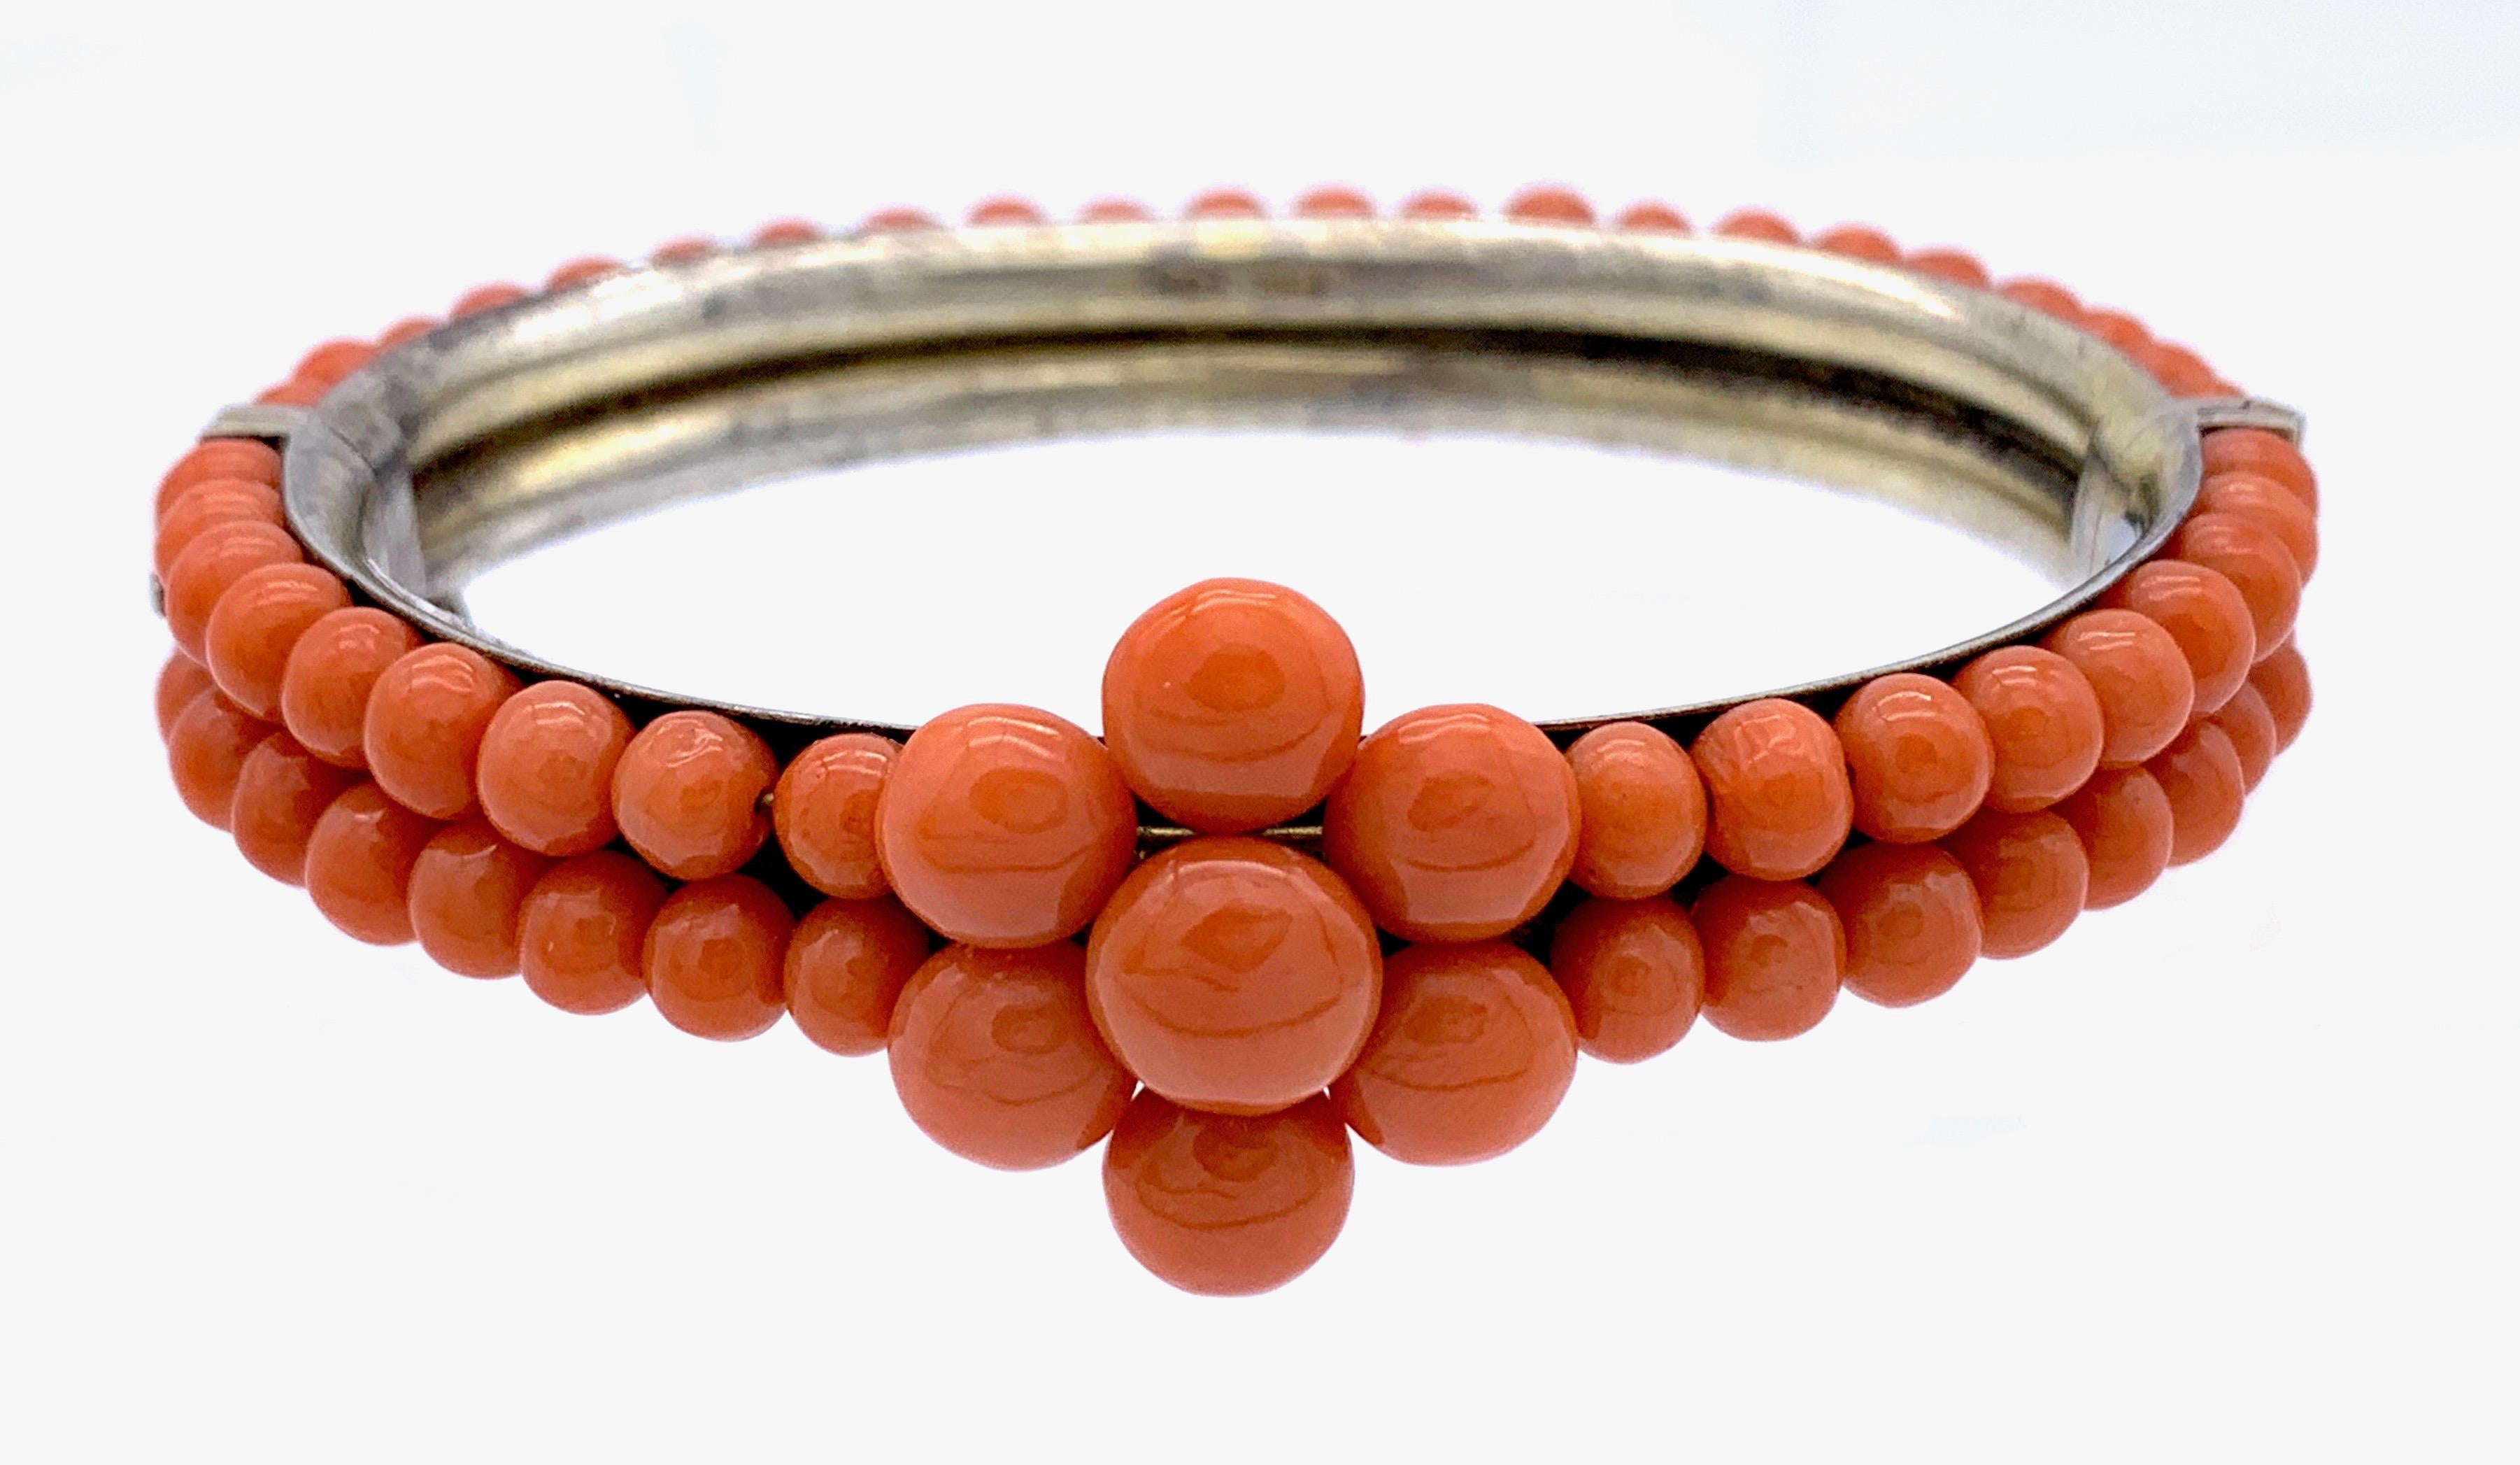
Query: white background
xmin=5 ymin=2 xmax=2517 ymax=1460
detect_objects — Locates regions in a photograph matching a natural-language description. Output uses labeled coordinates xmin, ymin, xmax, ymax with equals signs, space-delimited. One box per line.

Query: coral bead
xmin=1907 ymin=247 xmax=1991 ymax=288
xmin=518 ymin=851 xmax=665 ymax=1016
xmin=408 ymin=819 xmax=553 ymax=978
xmin=1185 ymin=188 xmax=1265 ymax=220
xmin=1079 ymin=197 xmax=1154 ymax=222
xmin=1714 ymin=208 xmax=1799 ymax=244
xmin=968 ymin=197 xmax=1046 ymax=226
xmin=2249 ymin=642 xmax=2312 ymax=752
xmin=279 ymin=607 xmax=421 ymax=770
xmin=304 ymin=782 xmax=441 ymax=945
xmin=376 ymin=316 xmax=439 ymax=349
xmin=155 ymin=652 xmax=215 ymax=742
xmin=1832 ymin=673 xmax=1994 ymax=843
xmin=2102 ymin=560 xmax=2256 ymax=714
xmin=772 ymin=732 xmax=899 ymax=898
xmin=1331 ymin=941 xmax=1578 ymax=1166
xmin=2055 ymin=765 xmax=2174 ymax=910
xmin=1085 ymin=837 xmax=1381 ymax=1115
xmin=291 ymin=339 xmax=376 ymax=389
xmin=1293 ymin=185 xmax=1374 ymax=218
xmin=651 ymin=234 xmax=720 ymax=264
xmin=1943 ymin=810 xmax=2088 ymax=958
xmin=204 ymin=562 xmax=350 ymax=718
xmin=2170 ymin=513 xmax=2302 ymax=656
xmin=611 ymin=710 xmax=778 ymax=881
xmin=887 ymin=942 xmax=1132 ymax=1170
xmin=154 ymin=478 xmax=282 ymax=580
xmin=1614 ymin=201 xmax=1690 ymax=233
xmin=364 ymin=643 xmax=519 ymax=819
xmin=1504 ymin=185 xmax=1595 ymax=226
xmin=750 ymin=218 xmax=823 ymax=246
xmin=475 ymin=680 xmax=634 ymax=857
xmin=875 ymin=703 xmax=1137 ymax=948
xmin=230 ymin=733 xmax=360 ymax=884
xmin=2149 ymin=723 xmax=2247 ymax=865
xmin=2079 ymin=308 xmax=2150 ymax=353
xmin=1693 ymin=875 xmax=1844 ymax=1040
xmin=164 ymin=518 xmax=302 ymax=661
xmin=1691 ymin=698 xmax=1855 ymax=880
xmin=1816 ymin=842 xmax=1981 ymax=1008
xmin=784 ymin=896 xmax=932 ymax=1056
xmin=643 ymin=875 xmax=793 ymax=1040
xmin=1397 ymin=190 xmax=1477 ymax=220
xmin=544 ymin=254 xmax=623 ymax=290
xmin=2198 ymin=472 xmax=2319 ymax=581
xmin=1321 ymin=703 xmax=1580 ymax=942
xmin=168 ymin=691 xmax=274 ymax=830
xmin=1102 ymin=577 xmax=1365 ymax=834
xmin=1999 ymin=278 xmax=2081 ymax=320
xmin=1104 ymin=1091 xmax=1353 ymax=1296
xmin=2207 ymin=684 xmax=2279 ymax=791
xmin=2042 ymin=609 xmax=2195 ymax=769
xmin=450 ymin=282 xmax=527 ymax=318
xmin=1951 ymin=646 xmax=2105 ymax=812
xmin=2200 ymin=428 xmax=2316 ymax=513
xmin=1814 ymin=224 xmax=1900 ymax=263
xmin=155 ymin=439 xmax=281 ymax=520
xmin=1565 ymin=720 xmax=1705 ymax=898
xmin=255 ymin=377 xmax=328 ymax=408
xmin=1546 ymin=896 xmax=1704 ymax=1063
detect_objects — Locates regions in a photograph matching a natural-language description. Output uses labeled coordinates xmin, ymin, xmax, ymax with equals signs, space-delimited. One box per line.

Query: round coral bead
xmin=450 ymin=282 xmax=527 ymax=318
xmin=1293 ymin=185 xmax=1374 ymax=218
xmin=204 ymin=562 xmax=350 ymax=719
xmin=887 ymin=941 xmax=1132 ymax=1170
xmin=2207 ymin=684 xmax=2279 ymax=791
xmin=2079 ymin=308 xmax=2151 ymax=354
xmin=750 ymin=218 xmax=823 ymax=246
xmin=644 ymin=875 xmax=793 ymax=1040
xmin=1694 ymin=875 xmax=1844 ymax=1040
xmin=1185 ymin=187 xmax=1266 ymax=220
xmin=1691 ymin=698 xmax=1855 ymax=880
xmin=154 ymin=478 xmax=281 ymax=580
xmin=1614 ymin=201 xmax=1690 ymax=233
xmin=772 ymin=732 xmax=899 ymax=898
xmin=364 ymin=643 xmax=519 ymax=819
xmin=279 ymin=607 xmax=421 ymax=770
xmin=1504 ymin=185 xmax=1595 ymax=226
xmin=651 ymin=234 xmax=720 ymax=264
xmin=1943 ymin=810 xmax=2088 ymax=958
xmin=291 ymin=339 xmax=376 ymax=390
xmin=1321 ymin=703 xmax=1580 ymax=942
xmin=1079 ymin=197 xmax=1154 ymax=222
xmin=1330 ymin=941 xmax=1578 ymax=1166
xmin=1564 ymin=721 xmax=1704 ymax=899
xmin=230 ymin=733 xmax=360 ymax=884
xmin=2042 ymin=609 xmax=2195 ymax=769
xmin=967 ymin=196 xmax=1046 ymax=226
xmin=1814 ymin=223 xmax=1900 ymax=263
xmin=1998 ymin=277 xmax=2081 ymax=320
xmin=611 ymin=709 xmax=778 ymax=881
xmin=2170 ymin=513 xmax=2302 ymax=656
xmin=164 ymin=518 xmax=301 ymax=661
xmin=2102 ymin=560 xmax=2256 ymax=714
xmin=518 ymin=851 xmax=665 ymax=1016
xmin=2198 ymin=472 xmax=2319 ymax=581
xmin=1906 ymin=247 xmax=1990 ymax=288
xmin=1546 ymin=896 xmax=1704 ymax=1063
xmin=376 ymin=316 xmax=439 ymax=349
xmin=2055 ymin=765 xmax=2174 ymax=910
xmin=304 ymin=782 xmax=441 ymax=945
xmin=2200 ymin=428 xmax=2316 ymax=513
xmin=155 ymin=439 xmax=281 ymax=520
xmin=875 ymin=703 xmax=1137 ymax=948
xmin=2149 ymin=723 xmax=2247 ymax=866
xmin=2249 ymin=642 xmax=2312 ymax=752
xmin=256 ymin=377 xmax=329 ymax=408
xmin=1102 ymin=578 xmax=1364 ymax=834
xmin=1103 ymin=1091 xmax=1353 ymax=1296
xmin=544 ymin=254 xmax=624 ymax=290
xmin=1397 ymin=190 xmax=1477 ymax=220
xmin=155 ymin=652 xmax=215 ymax=742
xmin=1951 ymin=646 xmax=2105 ymax=812
xmin=1714 ymin=208 xmax=1799 ymax=244
xmin=408 ymin=818 xmax=553 ymax=979
xmin=1085 ymin=837 xmax=1381 ymax=1115
xmin=1832 ymin=673 xmax=1994 ymax=843
xmin=784 ymin=896 xmax=931 ymax=1056
xmin=167 ymin=690 xmax=274 ymax=830
xmin=1816 ymin=842 xmax=1981 ymax=1008
xmin=475 ymin=680 xmax=634 ymax=857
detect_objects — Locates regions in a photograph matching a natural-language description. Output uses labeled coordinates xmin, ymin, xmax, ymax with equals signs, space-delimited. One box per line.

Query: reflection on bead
xmin=2042 ymin=609 xmax=2195 ymax=769
xmin=280 ymin=608 xmax=422 ymax=770
xmin=475 ymin=680 xmax=634 ymax=857
xmin=2170 ymin=513 xmax=2302 ymax=656
xmin=2102 ymin=560 xmax=2255 ymax=714
xmin=164 ymin=519 xmax=301 ymax=661
xmin=887 ymin=942 xmax=1132 ymax=1170
xmin=1692 ymin=698 xmax=1854 ymax=880
xmin=1546 ymin=896 xmax=1704 ymax=1062
xmin=168 ymin=689 xmax=273 ymax=830
xmin=773 ymin=732 xmax=900 ymax=899
xmin=644 ymin=875 xmax=792 ymax=1040
xmin=156 ymin=652 xmax=215 ymax=743
xmin=1816 ymin=842 xmax=1981 ymax=1008
xmin=1104 ymin=1091 xmax=1353 ymax=1296
xmin=2249 ymin=642 xmax=2312 ymax=752
xmin=784 ymin=896 xmax=931 ymax=1056
xmin=204 ymin=562 xmax=350 ymax=719
xmin=1332 ymin=941 xmax=1578 ymax=1165
xmin=230 ymin=733 xmax=359 ymax=885
xmin=364 ymin=643 xmax=519 ymax=819
xmin=1833 ymin=673 xmax=1994 ymax=843
xmin=407 ymin=819 xmax=551 ymax=978
xmin=1951 ymin=646 xmax=2105 ymax=812
xmin=2207 ymin=684 xmax=2278 ymax=791
xmin=2149 ymin=723 xmax=2246 ymax=866
xmin=1694 ymin=875 xmax=1843 ymax=1040
xmin=1944 ymin=809 xmax=2088 ymax=958
xmin=518 ymin=851 xmax=665 ymax=1016
xmin=2200 ymin=428 xmax=2316 ymax=513
xmin=304 ymin=782 xmax=441 ymax=945
xmin=2056 ymin=765 xmax=2174 ymax=910
xmin=2198 ymin=472 xmax=2319 ymax=581
xmin=611 ymin=710 xmax=778 ymax=881
xmin=157 ymin=439 xmax=282 ymax=521
xmin=155 ymin=478 xmax=282 ymax=580
xmin=1565 ymin=721 xmax=1704 ymax=899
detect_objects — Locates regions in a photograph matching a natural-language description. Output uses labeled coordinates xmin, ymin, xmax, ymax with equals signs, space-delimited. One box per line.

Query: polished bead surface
xmin=155 ymin=439 xmax=280 ymax=520
xmin=1951 ymin=646 xmax=2106 ymax=812
xmin=1906 ymin=247 xmax=1990 ymax=288
xmin=1816 ymin=842 xmax=1981 ymax=1008
xmin=611 ymin=709 xmax=778 ymax=881
xmin=772 ymin=733 xmax=899 ymax=899
xmin=2149 ymin=723 xmax=2247 ymax=866
xmin=1085 ymin=837 xmax=1381 ymax=1115
xmin=1103 ymin=1091 xmax=1353 ymax=1296
xmin=967 ymin=196 xmax=1046 ymax=225
xmin=304 ymin=782 xmax=441 ymax=945
xmin=408 ymin=819 xmax=553 ymax=979
xmin=544 ymin=254 xmax=624 ymax=289
xmin=2250 ymin=642 xmax=2312 ymax=752
xmin=1614 ymin=201 xmax=1690 ymax=233
xmin=643 ymin=875 xmax=793 ymax=1040
xmin=376 ymin=315 xmax=439 ymax=348
xmin=2198 ymin=471 xmax=2319 ymax=580
xmin=1079 ymin=197 xmax=1154 ymax=222
xmin=887 ymin=942 xmax=1132 ymax=1170
xmin=475 ymin=680 xmax=634 ymax=857
xmin=518 ymin=851 xmax=665 ymax=1016
xmin=291 ymin=338 xmax=376 ymax=389
xmin=450 ymin=282 xmax=527 ymax=318
xmin=1102 ymin=577 xmax=1365 ymax=834
xmin=364 ymin=643 xmax=519 ymax=819
xmin=2200 ymin=427 xmax=2317 ymax=512
xmin=204 ymin=562 xmax=350 ymax=719
xmin=1998 ymin=277 xmax=2081 ymax=320
xmin=860 ymin=206 xmax=940 ymax=232
xmin=1713 ymin=208 xmax=1799 ymax=243
xmin=1814 ymin=223 xmax=1900 ymax=262
xmin=1397 ymin=190 xmax=1477 ymax=220
xmin=1321 ymin=703 xmax=1580 ymax=942
xmin=1185 ymin=187 xmax=1265 ymax=220
xmin=1331 ymin=941 xmax=1578 ymax=1166
xmin=1944 ymin=809 xmax=2088 ymax=958
xmin=279 ymin=607 xmax=421 ymax=770
xmin=155 ymin=652 xmax=214 ymax=742
xmin=2170 ymin=513 xmax=2302 ymax=656
xmin=1694 ymin=875 xmax=1844 ymax=1040
xmin=1546 ymin=896 xmax=1704 ymax=1063
xmin=750 ymin=218 xmax=823 ymax=245
xmin=2042 ymin=609 xmax=2195 ymax=769
xmin=1692 ymin=698 xmax=1855 ymax=880
xmin=1504 ymin=185 xmax=1595 ymax=225
xmin=154 ymin=478 xmax=281 ymax=580
xmin=2208 ymin=684 xmax=2279 ymax=791
xmin=1565 ymin=721 xmax=1705 ymax=898
xmin=1833 ymin=673 xmax=1994 ymax=843
xmin=164 ymin=518 xmax=301 ymax=661
xmin=784 ymin=896 xmax=931 ymax=1056
xmin=1293 ymin=185 xmax=1374 ymax=218
xmin=2102 ymin=560 xmax=2256 ymax=714
xmin=2056 ymin=765 xmax=2174 ymax=910
xmin=229 ymin=733 xmax=360 ymax=885
xmin=167 ymin=690 xmax=273 ymax=830
xmin=875 ymin=703 xmax=1138 ymax=948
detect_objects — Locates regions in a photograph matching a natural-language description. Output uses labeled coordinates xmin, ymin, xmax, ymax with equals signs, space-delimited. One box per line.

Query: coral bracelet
xmin=153 ymin=185 xmax=2317 ymax=1296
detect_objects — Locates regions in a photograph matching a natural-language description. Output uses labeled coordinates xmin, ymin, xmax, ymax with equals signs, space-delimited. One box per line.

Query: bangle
xmin=155 ymin=185 xmax=2316 ymax=1296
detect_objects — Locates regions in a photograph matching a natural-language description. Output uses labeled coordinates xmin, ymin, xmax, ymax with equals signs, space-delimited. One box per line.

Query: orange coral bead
xmin=164 ymin=518 xmax=302 ymax=661
xmin=376 ymin=316 xmax=439 ymax=349
xmin=204 ymin=562 xmax=350 ymax=719
xmin=155 ymin=652 xmax=214 ymax=742
xmin=1102 ymin=577 xmax=1365 ymax=834
xmin=1330 ymin=941 xmax=1577 ymax=1165
xmin=518 ymin=851 xmax=665 ymax=1016
xmin=155 ymin=439 xmax=281 ymax=520
xmin=545 ymin=254 xmax=623 ymax=290
xmin=967 ymin=196 xmax=1046 ymax=226
xmin=610 ymin=709 xmax=777 ymax=881
xmin=1998 ymin=277 xmax=2081 ymax=320
xmin=1943 ymin=809 xmax=2088 ymax=958
xmin=1085 ymin=837 xmax=1381 ymax=1115
xmin=1321 ymin=703 xmax=1579 ymax=942
xmin=1691 ymin=698 xmax=1855 ymax=880
xmin=1293 ymin=185 xmax=1374 ymax=219
xmin=2079 ymin=307 xmax=2150 ymax=353
xmin=2200 ymin=428 xmax=2316 ymax=513
xmin=279 ymin=607 xmax=421 ymax=770
xmin=772 ymin=732 xmax=899 ymax=899
xmin=2170 ymin=513 xmax=2302 ymax=656
xmin=1397 ymin=190 xmax=1477 ymax=220
xmin=450 ymin=282 xmax=527 ymax=318
xmin=2102 ymin=560 xmax=2256 ymax=714
xmin=2149 ymin=723 xmax=2246 ymax=866
xmin=1906 ymin=247 xmax=1990 ymax=288
xmin=1714 ymin=208 xmax=1798 ymax=244
xmin=651 ymin=234 xmax=720 ymax=264
xmin=749 ymin=218 xmax=823 ymax=246
xmin=860 ymin=206 xmax=940 ymax=233
xmin=292 ymin=339 xmax=376 ymax=389
xmin=1079 ymin=197 xmax=1154 ymax=222
xmin=1814 ymin=223 xmax=1899 ymax=263
xmin=1504 ymin=185 xmax=1595 ymax=226
xmin=408 ymin=818 xmax=553 ymax=978
xmin=875 ymin=703 xmax=1137 ymax=947
xmin=364 ymin=643 xmax=518 ymax=819
xmin=1951 ymin=646 xmax=2105 ymax=812
xmin=1565 ymin=720 xmax=1705 ymax=898
xmin=2042 ymin=609 xmax=2195 ymax=769
xmin=475 ymin=680 xmax=634 ymax=857
xmin=1546 ymin=895 xmax=1704 ymax=1062
xmin=1613 ymin=201 xmax=1690 ymax=234
xmin=2055 ymin=765 xmax=2174 ymax=910
xmin=167 ymin=690 xmax=274 ymax=830
xmin=887 ymin=941 xmax=1132 ymax=1170
xmin=1816 ymin=842 xmax=1981 ymax=1008
xmin=2198 ymin=471 xmax=2319 ymax=581
xmin=2207 ymin=684 xmax=2278 ymax=791
xmin=304 ymin=782 xmax=441 ymax=945
xmin=1103 ymin=1091 xmax=1353 ymax=1296
xmin=255 ymin=377 xmax=329 ymax=409
xmin=784 ymin=896 xmax=931 ymax=1056
xmin=644 ymin=875 xmax=792 ymax=1040
xmin=1185 ymin=187 xmax=1266 ymax=220
xmin=1832 ymin=673 xmax=1994 ymax=844
xmin=2140 ymin=342 xmax=2224 ymax=397
xmin=2249 ymin=642 xmax=2312 ymax=752
xmin=1693 ymin=875 xmax=1843 ymax=1040
xmin=154 ymin=477 xmax=282 ymax=580
xmin=230 ymin=733 xmax=360 ymax=885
